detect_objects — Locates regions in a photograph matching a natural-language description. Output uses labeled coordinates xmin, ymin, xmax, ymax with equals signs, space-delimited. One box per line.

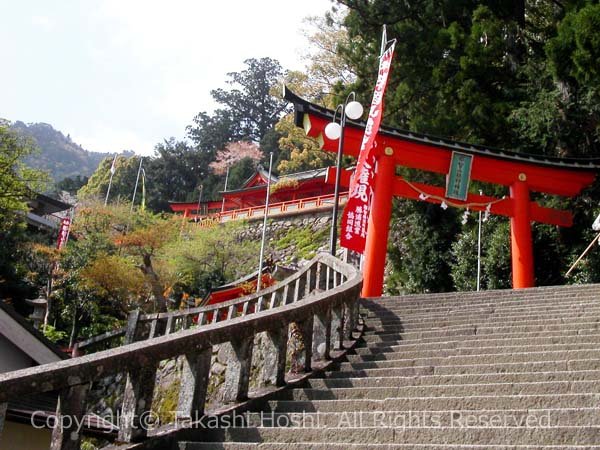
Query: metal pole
xmin=196 ymin=185 xmax=203 ymax=220
xmin=257 ymin=152 xmax=274 ymax=292
xmin=330 ymin=110 xmax=346 ymax=256
xmin=130 ymin=157 xmax=144 ymax=213
xmin=104 ymin=155 xmax=117 ymax=206
xmin=566 ymin=231 xmax=600 ymax=277
xmin=221 ymin=166 xmax=230 ymax=213
xmin=477 ymin=211 xmax=482 ymax=291
xmin=477 ymin=189 xmax=483 ymax=291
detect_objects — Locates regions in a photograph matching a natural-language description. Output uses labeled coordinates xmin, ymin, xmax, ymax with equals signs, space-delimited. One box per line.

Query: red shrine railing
xmin=192 ymin=192 xmax=348 ymax=228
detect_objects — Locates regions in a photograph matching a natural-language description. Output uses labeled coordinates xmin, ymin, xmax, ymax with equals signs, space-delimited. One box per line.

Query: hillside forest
xmin=2 ymin=1 xmax=600 ymax=348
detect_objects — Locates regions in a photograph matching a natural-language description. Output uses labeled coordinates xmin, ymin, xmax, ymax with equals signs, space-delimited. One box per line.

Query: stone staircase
xmin=180 ymin=284 xmax=600 ymax=449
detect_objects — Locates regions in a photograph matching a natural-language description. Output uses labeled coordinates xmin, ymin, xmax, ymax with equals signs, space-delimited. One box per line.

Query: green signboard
xmin=446 ymin=152 xmax=473 ymax=201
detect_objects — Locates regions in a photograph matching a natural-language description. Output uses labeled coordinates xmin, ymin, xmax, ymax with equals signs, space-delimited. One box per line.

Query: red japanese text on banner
xmin=340 ymin=42 xmax=396 ymax=253
xmin=57 ymin=217 xmax=71 ymax=250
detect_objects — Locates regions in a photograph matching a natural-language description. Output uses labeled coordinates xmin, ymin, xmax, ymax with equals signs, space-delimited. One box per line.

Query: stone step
xmin=362 ymin=298 xmax=600 ymax=318
xmin=267 ymin=393 xmax=600 ymax=413
xmin=276 ymin=380 xmax=600 ymax=401
xmin=362 ymin=295 xmax=600 ymax=312
xmin=359 ymin=321 xmax=600 ymax=343
xmin=361 ymin=300 xmax=600 ymax=319
xmin=337 ymin=349 xmax=600 ymax=371
xmin=190 ymin=424 xmax=600 ymax=445
xmin=182 ymin=444 xmax=600 ymax=450
xmin=347 ymin=343 xmax=600 ymax=363
xmin=362 ymin=285 xmax=600 ymax=307
xmin=364 ymin=305 xmax=600 ymax=326
xmin=309 ymin=369 xmax=600 ymax=389
xmin=353 ymin=334 xmax=600 ymax=354
xmin=363 ymin=314 xmax=600 ymax=334
xmin=358 ymin=328 xmax=600 ymax=348
xmin=324 ymin=358 xmax=600 ymax=378
xmin=241 ymin=407 xmax=600 ymax=428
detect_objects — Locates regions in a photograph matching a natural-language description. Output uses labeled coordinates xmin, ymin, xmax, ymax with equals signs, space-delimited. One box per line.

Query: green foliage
xmin=55 ymin=175 xmax=89 ymax=194
xmin=0 ymin=125 xmax=49 ymax=227
xmin=274 ymin=222 xmax=330 ymax=261
xmin=481 ymin=219 xmax=512 ymax=290
xmin=0 ymin=124 xmax=50 ymax=304
xmin=275 ymin=114 xmax=336 ymax=175
xmin=164 ymin=221 xmax=261 ymax=299
xmin=42 ymin=324 xmax=68 ymax=344
xmin=209 ymin=58 xmax=288 ymax=142
xmin=78 ymin=155 xmax=140 ymax=204
xmin=335 ymin=0 xmax=600 ymax=292
xmin=387 ymin=201 xmax=458 ymax=294
xmin=450 ymin=225 xmax=479 ymax=292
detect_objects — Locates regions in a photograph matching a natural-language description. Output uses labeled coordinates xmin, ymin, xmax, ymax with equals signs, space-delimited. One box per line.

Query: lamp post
xmin=257 ymin=152 xmax=274 ymax=292
xmin=324 ymin=92 xmax=364 ymax=256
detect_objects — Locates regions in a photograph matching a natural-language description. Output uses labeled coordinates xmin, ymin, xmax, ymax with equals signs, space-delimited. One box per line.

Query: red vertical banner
xmin=340 ymin=41 xmax=396 ymax=253
xmin=57 ymin=217 xmax=71 ymax=250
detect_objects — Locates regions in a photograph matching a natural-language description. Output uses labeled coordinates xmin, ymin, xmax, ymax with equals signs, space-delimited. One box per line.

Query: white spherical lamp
xmin=344 ymin=101 xmax=364 ymax=120
xmin=324 ymin=122 xmax=342 ymax=140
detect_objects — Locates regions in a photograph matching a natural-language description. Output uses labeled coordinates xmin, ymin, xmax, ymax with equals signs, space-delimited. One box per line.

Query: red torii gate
xmin=284 ymin=88 xmax=600 ymax=297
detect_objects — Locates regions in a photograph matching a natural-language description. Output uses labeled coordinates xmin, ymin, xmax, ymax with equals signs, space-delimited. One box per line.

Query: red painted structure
xmin=195 ymin=272 xmax=275 ymax=322
xmin=169 ymin=167 xmax=347 ymax=223
xmin=285 ymin=88 xmax=600 ymax=295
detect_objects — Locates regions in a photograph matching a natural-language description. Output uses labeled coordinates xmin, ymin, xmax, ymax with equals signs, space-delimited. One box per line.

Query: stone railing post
xmin=50 ymin=383 xmax=90 ymax=450
xmin=295 ymin=316 xmax=314 ymax=372
xmin=124 ymin=309 xmax=142 ymax=344
xmin=0 ymin=402 xmax=7 ymax=441
xmin=148 ymin=314 xmax=166 ymax=339
xmin=331 ymin=302 xmax=345 ymax=350
xmin=221 ymin=336 xmax=254 ymax=403
xmin=312 ymin=307 xmax=331 ymax=361
xmin=118 ymin=362 xmax=159 ymax=443
xmin=262 ymin=325 xmax=289 ymax=387
xmin=177 ymin=347 xmax=212 ymax=420
xmin=344 ymin=298 xmax=358 ymax=340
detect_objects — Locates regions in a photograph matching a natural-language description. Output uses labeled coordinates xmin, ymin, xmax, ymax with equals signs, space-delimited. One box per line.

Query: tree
xmin=298 ymin=10 xmax=357 ymax=105
xmin=275 ymin=115 xmax=336 ymax=174
xmin=78 ymin=154 xmax=140 ymax=204
xmin=209 ymin=141 xmax=263 ymax=175
xmin=0 ymin=125 xmax=48 ymax=230
xmin=145 ymin=139 xmax=216 ymax=210
xmin=0 ymin=125 xmax=49 ymax=307
xmin=117 ymin=216 xmax=179 ymax=313
xmin=165 ymin=221 xmax=261 ymax=299
xmin=331 ymin=0 xmax=600 ymax=291
xmin=210 ymin=58 xmax=288 ymax=141
xmin=80 ymin=254 xmax=146 ymax=315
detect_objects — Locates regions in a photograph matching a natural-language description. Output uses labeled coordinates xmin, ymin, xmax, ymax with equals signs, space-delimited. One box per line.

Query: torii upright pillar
xmin=362 ymin=148 xmax=396 ymax=297
xmin=510 ymin=179 xmax=535 ymax=289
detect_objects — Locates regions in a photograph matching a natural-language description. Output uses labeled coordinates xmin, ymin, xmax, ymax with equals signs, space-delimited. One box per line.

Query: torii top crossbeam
xmin=284 ymin=87 xmax=600 ymax=294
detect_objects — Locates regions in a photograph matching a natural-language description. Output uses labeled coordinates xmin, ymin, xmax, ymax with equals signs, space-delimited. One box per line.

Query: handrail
xmin=76 ymin=249 xmax=350 ymax=352
xmin=195 ymin=192 xmax=349 ymax=227
xmin=0 ymin=253 xmax=362 ymax=450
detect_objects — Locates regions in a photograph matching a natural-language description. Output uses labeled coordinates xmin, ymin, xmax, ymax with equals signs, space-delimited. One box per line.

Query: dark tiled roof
xmin=284 ymin=87 xmax=600 ymax=171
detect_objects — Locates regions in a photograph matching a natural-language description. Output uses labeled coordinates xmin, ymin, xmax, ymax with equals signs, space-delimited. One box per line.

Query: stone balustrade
xmin=0 ymin=253 xmax=362 ymax=450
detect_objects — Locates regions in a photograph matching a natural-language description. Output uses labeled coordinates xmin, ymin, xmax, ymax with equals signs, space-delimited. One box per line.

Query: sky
xmin=0 ymin=0 xmax=335 ymax=156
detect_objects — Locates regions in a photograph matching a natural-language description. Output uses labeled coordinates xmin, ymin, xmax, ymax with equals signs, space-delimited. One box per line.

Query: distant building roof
xmin=25 ymin=193 xmax=73 ymax=231
xmin=0 ymin=301 xmax=68 ymax=365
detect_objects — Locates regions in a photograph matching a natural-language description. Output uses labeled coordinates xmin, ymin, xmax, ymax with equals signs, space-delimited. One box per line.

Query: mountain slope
xmin=10 ymin=120 xmax=129 ymax=182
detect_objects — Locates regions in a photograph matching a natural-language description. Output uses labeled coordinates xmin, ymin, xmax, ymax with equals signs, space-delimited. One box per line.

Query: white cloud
xmin=5 ymin=0 xmax=334 ymax=157
xmin=31 ymin=15 xmax=54 ymax=31
xmin=74 ymin=122 xmax=158 ymax=156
